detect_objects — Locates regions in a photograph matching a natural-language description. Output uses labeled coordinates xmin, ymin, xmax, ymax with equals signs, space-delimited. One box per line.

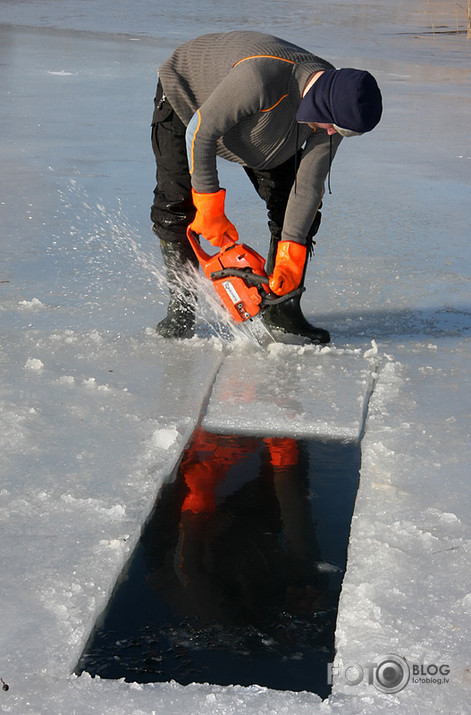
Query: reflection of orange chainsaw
xmin=187 ymin=228 xmax=302 ymax=347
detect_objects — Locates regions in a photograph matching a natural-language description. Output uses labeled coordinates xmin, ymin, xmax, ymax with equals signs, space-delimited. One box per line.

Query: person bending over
xmin=151 ymin=31 xmax=382 ymax=343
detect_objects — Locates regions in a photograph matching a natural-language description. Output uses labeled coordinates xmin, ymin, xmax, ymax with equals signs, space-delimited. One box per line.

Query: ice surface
xmin=334 ymin=339 xmax=471 ymax=712
xmin=1 ymin=1 xmax=471 ymax=713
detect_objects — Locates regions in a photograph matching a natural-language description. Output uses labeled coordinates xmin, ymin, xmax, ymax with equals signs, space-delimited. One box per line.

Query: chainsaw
xmin=187 ymin=228 xmax=302 ymax=348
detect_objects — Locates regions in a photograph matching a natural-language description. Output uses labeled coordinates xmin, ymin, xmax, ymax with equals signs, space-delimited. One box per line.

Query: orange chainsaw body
xmin=187 ymin=229 xmax=271 ymax=324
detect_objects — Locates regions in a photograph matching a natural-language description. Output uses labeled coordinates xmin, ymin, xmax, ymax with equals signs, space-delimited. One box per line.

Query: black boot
xmin=263 ymin=294 xmax=330 ymax=344
xmin=263 ymin=235 xmax=330 ymax=345
xmin=155 ymin=235 xmax=198 ymax=339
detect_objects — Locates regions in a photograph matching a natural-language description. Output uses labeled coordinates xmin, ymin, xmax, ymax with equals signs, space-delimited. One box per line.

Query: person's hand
xmin=190 ymin=188 xmax=239 ymax=248
xmin=269 ymin=240 xmax=307 ymax=295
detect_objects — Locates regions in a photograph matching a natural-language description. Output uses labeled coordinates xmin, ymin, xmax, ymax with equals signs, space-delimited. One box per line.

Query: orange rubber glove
xmin=269 ymin=240 xmax=307 ymax=296
xmin=190 ymin=188 xmax=239 ymax=248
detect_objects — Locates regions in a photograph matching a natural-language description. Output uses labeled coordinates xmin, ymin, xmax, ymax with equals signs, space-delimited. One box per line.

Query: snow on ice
xmin=1 ymin=0 xmax=470 ymax=713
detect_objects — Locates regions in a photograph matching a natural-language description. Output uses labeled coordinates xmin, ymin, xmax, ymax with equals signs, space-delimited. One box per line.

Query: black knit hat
xmin=297 ymin=68 xmax=382 ymax=134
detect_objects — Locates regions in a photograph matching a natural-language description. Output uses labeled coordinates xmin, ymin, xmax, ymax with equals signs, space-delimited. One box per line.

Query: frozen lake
xmin=1 ymin=0 xmax=470 ymax=712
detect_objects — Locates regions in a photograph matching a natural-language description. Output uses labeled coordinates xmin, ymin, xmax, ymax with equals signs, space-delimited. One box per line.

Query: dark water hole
xmin=76 ymin=428 xmax=360 ymax=698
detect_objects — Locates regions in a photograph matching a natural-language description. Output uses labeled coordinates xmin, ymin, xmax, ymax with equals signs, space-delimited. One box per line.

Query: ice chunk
xmin=151 ymin=428 xmax=179 ymax=450
xmin=24 ymin=358 xmax=44 ymax=370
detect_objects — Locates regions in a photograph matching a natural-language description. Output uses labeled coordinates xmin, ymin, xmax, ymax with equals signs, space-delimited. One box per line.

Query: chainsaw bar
xmin=236 ymin=313 xmax=277 ymax=349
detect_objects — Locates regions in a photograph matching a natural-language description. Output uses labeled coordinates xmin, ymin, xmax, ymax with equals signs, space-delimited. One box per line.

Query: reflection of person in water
xmin=145 ymin=428 xmax=330 ymax=628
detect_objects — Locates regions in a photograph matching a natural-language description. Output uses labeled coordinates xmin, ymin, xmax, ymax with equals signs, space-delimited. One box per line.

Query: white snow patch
xmin=363 ymin=339 xmax=378 ymax=358
xmin=151 ymin=427 xmax=180 ymax=450
xmin=24 ymin=357 xmax=44 ymax=370
xmin=47 ymin=70 xmax=77 ymax=76
xmin=18 ymin=297 xmax=45 ymax=309
xmin=59 ymin=494 xmax=126 ymax=520
xmin=58 ymin=375 xmax=75 ymax=384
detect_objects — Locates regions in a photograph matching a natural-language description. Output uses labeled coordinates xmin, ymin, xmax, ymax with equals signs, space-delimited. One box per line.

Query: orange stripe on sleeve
xmin=261 ymin=93 xmax=288 ymax=112
xmin=233 ymin=54 xmax=295 ymax=68
xmin=188 ymin=109 xmax=202 ymax=175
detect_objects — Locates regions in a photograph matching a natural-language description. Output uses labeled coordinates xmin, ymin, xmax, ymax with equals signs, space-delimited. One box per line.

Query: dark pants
xmin=150 ymin=81 xmax=196 ymax=243
xmin=150 ymin=80 xmax=320 ymax=251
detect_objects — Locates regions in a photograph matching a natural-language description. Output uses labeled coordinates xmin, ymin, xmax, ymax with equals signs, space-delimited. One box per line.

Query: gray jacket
xmin=159 ymin=31 xmax=342 ymax=244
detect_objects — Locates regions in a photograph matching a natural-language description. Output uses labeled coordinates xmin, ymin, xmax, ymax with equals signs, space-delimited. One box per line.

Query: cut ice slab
xmin=202 ymin=346 xmax=376 ymax=442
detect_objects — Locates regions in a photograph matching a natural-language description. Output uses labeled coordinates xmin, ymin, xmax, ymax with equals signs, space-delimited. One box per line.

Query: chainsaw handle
xmin=209 ymin=267 xmax=269 ymax=285
xmin=186 ymin=227 xmax=212 ymax=264
xmin=262 ymin=286 xmax=305 ymax=305
xmin=210 ymin=267 xmax=304 ymax=304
